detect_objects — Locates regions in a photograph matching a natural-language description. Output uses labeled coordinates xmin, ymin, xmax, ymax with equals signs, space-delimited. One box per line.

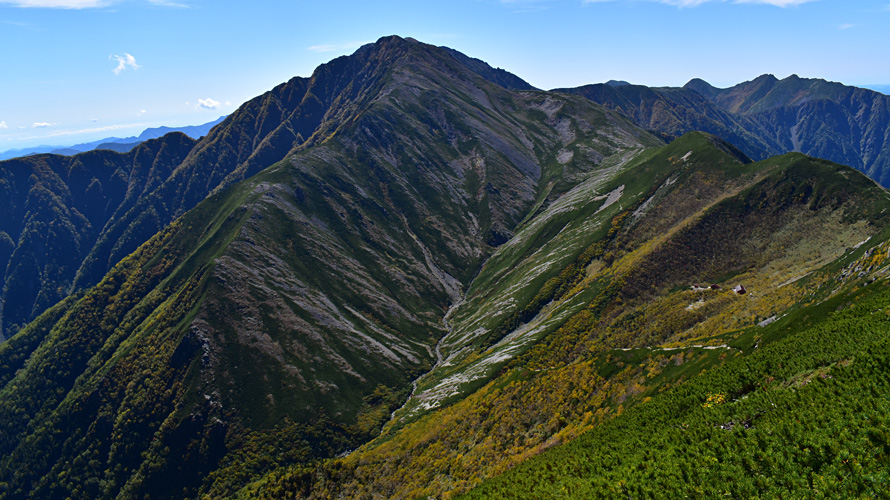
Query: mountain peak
xmin=683 ymin=77 xmax=718 ymax=98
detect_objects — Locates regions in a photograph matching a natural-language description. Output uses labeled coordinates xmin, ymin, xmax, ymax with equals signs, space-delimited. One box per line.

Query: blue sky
xmin=1 ymin=0 xmax=888 ymax=150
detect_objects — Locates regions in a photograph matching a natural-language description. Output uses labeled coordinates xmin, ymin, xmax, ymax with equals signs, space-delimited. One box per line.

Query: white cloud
xmin=0 ymin=0 xmax=111 ymax=7
xmin=33 ymin=122 xmax=55 ymax=128
xmin=110 ymin=53 xmax=140 ymax=75
xmin=137 ymin=109 xmax=147 ymax=116
xmin=0 ymin=0 xmax=187 ymax=7
xmin=308 ymin=41 xmax=372 ymax=53
xmin=838 ymin=23 xmax=854 ymax=29
xmin=0 ymin=121 xmax=7 ymax=129
xmin=612 ymin=0 xmax=817 ymax=6
xmin=198 ymin=98 xmax=220 ymax=110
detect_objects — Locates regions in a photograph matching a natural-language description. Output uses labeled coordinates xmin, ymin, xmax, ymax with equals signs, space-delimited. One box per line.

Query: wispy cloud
xmin=197 ymin=98 xmax=220 ymax=110
xmin=10 ymin=123 xmax=150 ymax=144
xmin=500 ymin=0 xmax=554 ymax=12
xmin=0 ymin=121 xmax=7 ymax=129
xmin=307 ymin=41 xmax=372 ymax=53
xmin=589 ymin=0 xmax=817 ymax=6
xmin=654 ymin=0 xmax=710 ymax=5
xmin=0 ymin=0 xmax=186 ymax=6
xmin=33 ymin=122 xmax=55 ymax=128
xmin=110 ymin=53 xmax=140 ymax=75
xmin=838 ymin=23 xmax=854 ymax=29
xmin=734 ymin=0 xmax=816 ymax=6
xmin=0 ymin=0 xmax=111 ymax=7
xmin=147 ymin=0 xmax=188 ymax=7
xmin=2 ymin=20 xmax=42 ymax=31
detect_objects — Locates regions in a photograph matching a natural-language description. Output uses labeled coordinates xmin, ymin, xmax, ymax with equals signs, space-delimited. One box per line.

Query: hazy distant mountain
xmin=864 ymin=84 xmax=890 ymax=94
xmin=0 ymin=115 xmax=227 ymax=161
xmin=93 ymin=141 xmax=142 ymax=153
xmin=132 ymin=115 xmax=228 ymax=142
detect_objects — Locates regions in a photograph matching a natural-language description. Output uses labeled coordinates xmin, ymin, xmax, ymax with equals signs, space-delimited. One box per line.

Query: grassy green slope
xmin=240 ymin=134 xmax=890 ymax=499
xmin=392 ymin=132 xmax=760 ymax=424
xmin=458 ymin=153 xmax=890 ymax=498
xmin=464 ymin=262 xmax=890 ymax=498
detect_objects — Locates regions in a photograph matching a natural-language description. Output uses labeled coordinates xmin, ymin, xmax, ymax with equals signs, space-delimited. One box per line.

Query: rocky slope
xmin=0 ymin=36 xmax=551 ymax=342
xmin=243 ymin=133 xmax=890 ymax=499
xmin=0 ymin=36 xmax=659 ymax=500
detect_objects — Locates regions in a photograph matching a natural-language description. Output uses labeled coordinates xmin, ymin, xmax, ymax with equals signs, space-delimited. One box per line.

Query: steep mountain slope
xmin=561 ymin=75 xmax=890 ymax=186
xmin=687 ymin=74 xmax=890 ymax=186
xmin=0 ymin=36 xmax=659 ymax=500
xmin=5 ymin=37 xmax=890 ymax=500
xmin=556 ymin=83 xmax=775 ymax=161
xmin=0 ymin=36 xmax=540 ymax=342
xmin=237 ymin=133 xmax=890 ymax=499
xmin=0 ymin=132 xmax=197 ymax=341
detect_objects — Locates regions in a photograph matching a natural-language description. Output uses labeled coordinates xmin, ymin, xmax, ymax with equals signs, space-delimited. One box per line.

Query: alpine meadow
xmin=2 ymin=34 xmax=890 ymax=499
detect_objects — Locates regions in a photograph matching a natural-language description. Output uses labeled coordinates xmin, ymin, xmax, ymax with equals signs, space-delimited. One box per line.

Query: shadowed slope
xmin=0 ymin=132 xmax=197 ymax=340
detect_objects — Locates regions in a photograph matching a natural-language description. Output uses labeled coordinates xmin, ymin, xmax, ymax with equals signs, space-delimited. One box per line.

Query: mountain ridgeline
xmin=0 ymin=116 xmax=227 ymax=161
xmin=558 ymin=74 xmax=890 ymax=186
xmin=0 ymin=36 xmax=658 ymax=499
xmin=2 ymin=36 xmax=890 ymax=500
xmin=0 ymin=133 xmax=197 ymax=341
xmin=0 ymin=35 xmax=572 ymax=341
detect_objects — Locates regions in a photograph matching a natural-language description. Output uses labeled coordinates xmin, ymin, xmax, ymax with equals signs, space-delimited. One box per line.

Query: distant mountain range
xmin=557 ymin=74 xmax=890 ymax=185
xmin=0 ymin=115 xmax=227 ymax=161
xmin=3 ymin=36 xmax=890 ymax=500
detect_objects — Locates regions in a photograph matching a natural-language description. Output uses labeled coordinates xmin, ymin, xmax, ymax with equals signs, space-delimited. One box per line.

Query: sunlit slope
xmin=464 ymin=243 xmax=890 ymax=499
xmin=242 ymin=133 xmax=890 ymax=499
